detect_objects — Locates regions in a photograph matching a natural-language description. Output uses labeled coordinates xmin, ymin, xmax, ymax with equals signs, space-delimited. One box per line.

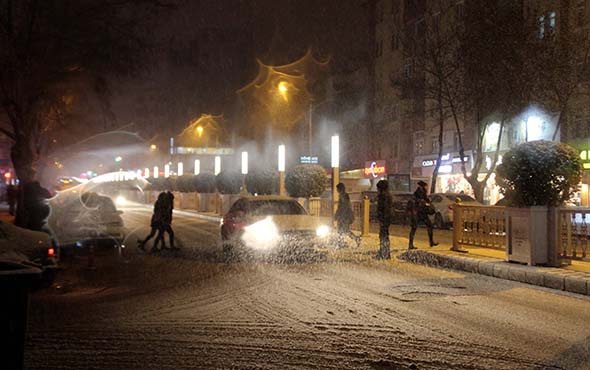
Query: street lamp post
xmin=153 ymin=166 xmax=159 ymax=179
xmin=331 ymin=135 xmax=340 ymax=217
xmin=214 ymin=156 xmax=221 ymax=175
xmin=164 ymin=164 xmax=170 ymax=178
xmin=278 ymin=144 xmax=286 ymax=196
xmin=144 ymin=168 xmax=150 ymax=178
xmin=177 ymin=162 xmax=184 ymax=177
xmin=194 ymin=159 xmax=200 ymax=175
xmin=241 ymin=151 xmax=248 ymax=194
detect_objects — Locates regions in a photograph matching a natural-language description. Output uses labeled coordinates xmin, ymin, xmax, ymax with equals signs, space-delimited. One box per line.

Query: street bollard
xmin=362 ymin=196 xmax=370 ymax=236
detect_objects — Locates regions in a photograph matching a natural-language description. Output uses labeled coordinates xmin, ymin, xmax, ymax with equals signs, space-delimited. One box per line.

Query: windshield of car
xmin=249 ymin=200 xmax=307 ymax=216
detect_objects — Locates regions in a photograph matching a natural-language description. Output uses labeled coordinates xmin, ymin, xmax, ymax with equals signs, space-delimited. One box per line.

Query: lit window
xmin=538 ymin=15 xmax=545 ymax=38
xmin=549 ymin=11 xmax=556 ymax=32
xmin=432 ymin=135 xmax=440 ymax=154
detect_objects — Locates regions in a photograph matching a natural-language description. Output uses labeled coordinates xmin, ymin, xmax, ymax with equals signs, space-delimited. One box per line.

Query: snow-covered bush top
xmin=285 ymin=165 xmax=327 ymax=198
xmin=496 ymin=140 xmax=583 ymax=207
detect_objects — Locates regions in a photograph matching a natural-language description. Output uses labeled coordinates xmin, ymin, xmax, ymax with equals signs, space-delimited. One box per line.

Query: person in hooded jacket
xmin=407 ymin=180 xmax=438 ymax=249
xmin=334 ymin=183 xmax=361 ymax=248
xmin=376 ymin=180 xmax=392 ymax=259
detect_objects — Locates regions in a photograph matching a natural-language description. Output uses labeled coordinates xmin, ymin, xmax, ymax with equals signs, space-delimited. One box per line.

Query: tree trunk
xmin=11 ymin=136 xmax=37 ymax=228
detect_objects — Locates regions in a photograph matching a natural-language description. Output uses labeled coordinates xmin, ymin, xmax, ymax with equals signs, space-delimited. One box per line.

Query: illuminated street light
xmin=278 ymin=144 xmax=286 ymax=195
xmin=150 ymin=144 xmax=157 ymax=151
xmin=331 ymin=135 xmax=340 ymax=217
xmin=115 ymin=156 xmax=122 ymax=162
xmin=194 ymin=159 xmax=200 ymax=175
xmin=164 ymin=164 xmax=170 ymax=178
xmin=145 ymin=168 xmax=150 ymax=178
xmin=178 ymin=162 xmax=184 ymax=176
xmin=196 ymin=126 xmax=204 ymax=137
xmin=153 ymin=166 xmax=159 ymax=179
xmin=278 ymin=81 xmax=289 ymax=101
xmin=214 ymin=156 xmax=221 ymax=175
xmin=241 ymin=152 xmax=248 ymax=175
xmin=136 ymin=169 xmax=142 ymax=179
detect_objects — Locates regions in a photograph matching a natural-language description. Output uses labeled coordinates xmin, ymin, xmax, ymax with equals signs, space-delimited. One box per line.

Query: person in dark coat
xmin=376 ymin=180 xmax=392 ymax=259
xmin=408 ymin=180 xmax=438 ymax=249
xmin=154 ymin=191 xmax=176 ymax=251
xmin=6 ymin=184 xmax=18 ymax=216
xmin=138 ymin=192 xmax=166 ymax=252
xmin=334 ymin=183 xmax=361 ymax=248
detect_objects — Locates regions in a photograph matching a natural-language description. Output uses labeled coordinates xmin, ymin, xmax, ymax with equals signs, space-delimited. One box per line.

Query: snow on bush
xmin=285 ymin=165 xmax=327 ymax=198
xmin=215 ymin=171 xmax=242 ymax=194
xmin=496 ymin=140 xmax=583 ymax=206
xmin=195 ymin=173 xmax=216 ymax=193
xmin=245 ymin=170 xmax=277 ymax=195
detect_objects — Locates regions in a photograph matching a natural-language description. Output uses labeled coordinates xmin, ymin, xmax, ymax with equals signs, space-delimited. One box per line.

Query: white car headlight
xmin=241 ymin=216 xmax=281 ymax=251
xmin=316 ymin=225 xmax=331 ymax=238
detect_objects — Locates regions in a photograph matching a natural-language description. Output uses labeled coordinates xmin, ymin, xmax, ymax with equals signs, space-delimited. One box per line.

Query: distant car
xmin=429 ymin=193 xmax=481 ymax=229
xmin=0 ymin=221 xmax=58 ymax=285
xmin=220 ymin=196 xmax=332 ymax=262
xmin=48 ymin=192 xmax=125 ymax=248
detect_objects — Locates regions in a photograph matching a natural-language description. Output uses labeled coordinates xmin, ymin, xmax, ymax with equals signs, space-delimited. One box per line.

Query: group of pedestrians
xmin=334 ymin=180 xmax=438 ymax=258
xmin=138 ymin=191 xmax=177 ymax=253
xmin=376 ymin=179 xmax=438 ymax=260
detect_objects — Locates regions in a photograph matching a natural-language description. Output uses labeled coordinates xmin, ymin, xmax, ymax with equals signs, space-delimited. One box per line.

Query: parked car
xmin=0 ymin=221 xmax=58 ymax=285
xmin=48 ymin=192 xmax=125 ymax=248
xmin=429 ymin=193 xmax=481 ymax=229
xmin=220 ymin=196 xmax=332 ymax=262
xmin=391 ymin=192 xmax=414 ymax=225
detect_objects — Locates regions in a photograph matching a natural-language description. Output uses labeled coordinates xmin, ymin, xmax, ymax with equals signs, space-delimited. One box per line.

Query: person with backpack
xmin=408 ymin=180 xmax=438 ymax=249
xmin=376 ymin=180 xmax=392 ymax=260
xmin=334 ymin=183 xmax=361 ymax=248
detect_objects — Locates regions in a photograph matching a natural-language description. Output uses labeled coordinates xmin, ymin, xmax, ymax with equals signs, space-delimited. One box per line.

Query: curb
xmin=398 ymin=250 xmax=590 ymax=296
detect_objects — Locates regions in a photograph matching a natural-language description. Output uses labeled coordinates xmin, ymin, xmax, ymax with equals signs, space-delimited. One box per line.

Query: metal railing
xmin=453 ymin=204 xmax=506 ymax=250
xmin=557 ymin=207 xmax=590 ymax=260
xmin=307 ymin=197 xmax=369 ymax=235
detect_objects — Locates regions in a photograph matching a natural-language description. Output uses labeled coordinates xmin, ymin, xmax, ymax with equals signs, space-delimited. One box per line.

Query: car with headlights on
xmin=220 ymin=196 xmax=333 ymax=262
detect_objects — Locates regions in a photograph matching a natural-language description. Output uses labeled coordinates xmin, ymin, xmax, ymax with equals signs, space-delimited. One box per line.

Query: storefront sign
xmin=363 ymin=160 xmax=386 ymax=178
xmin=300 ymin=155 xmax=319 ymax=164
xmin=422 ymin=159 xmax=436 ymax=167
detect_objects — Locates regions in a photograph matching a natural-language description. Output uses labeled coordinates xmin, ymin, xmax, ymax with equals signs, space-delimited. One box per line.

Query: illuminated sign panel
xmin=363 ymin=160 xmax=386 ymax=178
xmin=300 ymin=156 xmax=319 ymax=164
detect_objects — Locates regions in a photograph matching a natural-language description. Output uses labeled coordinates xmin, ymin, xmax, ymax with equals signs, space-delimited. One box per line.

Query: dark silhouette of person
xmin=334 ymin=183 xmax=361 ymax=248
xmin=138 ymin=192 xmax=166 ymax=252
xmin=154 ymin=191 xmax=176 ymax=251
xmin=6 ymin=184 xmax=18 ymax=216
xmin=408 ymin=180 xmax=438 ymax=249
xmin=376 ymin=180 xmax=392 ymax=259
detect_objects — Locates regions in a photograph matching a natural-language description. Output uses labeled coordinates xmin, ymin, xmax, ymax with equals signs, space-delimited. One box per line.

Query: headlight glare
xmin=316 ymin=225 xmax=331 ymax=238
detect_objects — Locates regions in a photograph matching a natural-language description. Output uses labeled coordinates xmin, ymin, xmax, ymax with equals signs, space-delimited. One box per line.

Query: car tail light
xmin=47 ymin=248 xmax=55 ymax=257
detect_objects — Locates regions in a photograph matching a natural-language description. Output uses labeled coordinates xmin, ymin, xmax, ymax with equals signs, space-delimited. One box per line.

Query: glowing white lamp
xmin=145 ymin=168 xmax=150 ymax=178
xmin=177 ymin=162 xmax=184 ymax=176
xmin=241 ymin=152 xmax=248 ymax=175
xmin=278 ymin=144 xmax=286 ymax=172
xmin=164 ymin=164 xmax=170 ymax=178
xmin=331 ymin=135 xmax=339 ymax=168
xmin=214 ymin=156 xmax=221 ymax=175
xmin=194 ymin=159 xmax=200 ymax=175
xmin=153 ymin=166 xmax=159 ymax=179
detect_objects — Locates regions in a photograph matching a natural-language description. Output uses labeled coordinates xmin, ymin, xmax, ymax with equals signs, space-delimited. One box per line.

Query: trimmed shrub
xmin=195 ymin=173 xmax=216 ymax=193
xmin=496 ymin=140 xmax=583 ymax=207
xmin=285 ymin=164 xmax=327 ymax=198
xmin=245 ymin=170 xmax=277 ymax=195
xmin=215 ymin=171 xmax=242 ymax=194
xmin=176 ymin=175 xmax=197 ymax=193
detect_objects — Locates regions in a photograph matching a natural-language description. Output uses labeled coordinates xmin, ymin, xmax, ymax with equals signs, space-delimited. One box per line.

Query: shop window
xmin=414 ymin=137 xmax=424 ymax=155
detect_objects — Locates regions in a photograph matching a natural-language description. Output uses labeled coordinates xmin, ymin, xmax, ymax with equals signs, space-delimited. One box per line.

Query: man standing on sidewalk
xmin=376 ymin=180 xmax=392 ymax=259
xmin=335 ymin=183 xmax=361 ymax=248
xmin=408 ymin=180 xmax=438 ymax=249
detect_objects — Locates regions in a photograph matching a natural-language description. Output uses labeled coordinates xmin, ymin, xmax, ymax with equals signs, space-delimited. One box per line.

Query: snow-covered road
xmin=24 ymin=206 xmax=590 ymax=369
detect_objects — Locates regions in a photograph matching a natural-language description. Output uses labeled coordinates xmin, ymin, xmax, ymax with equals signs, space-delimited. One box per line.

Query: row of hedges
xmin=146 ymin=165 xmax=327 ymax=197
